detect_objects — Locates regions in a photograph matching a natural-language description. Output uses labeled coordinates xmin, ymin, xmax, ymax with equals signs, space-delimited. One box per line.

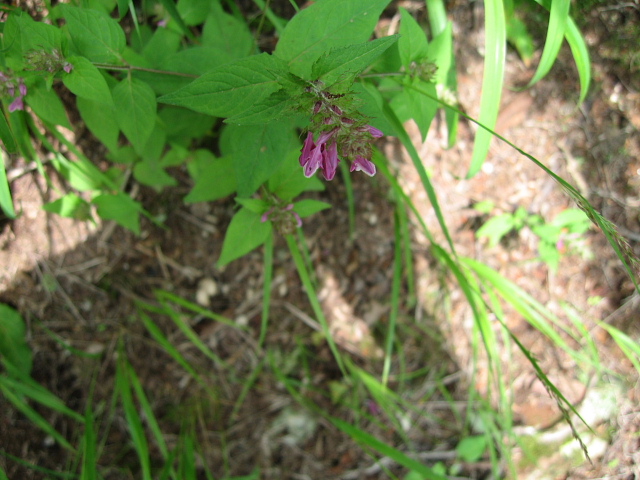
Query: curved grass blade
xmin=467 ymin=0 xmax=506 ymax=178
xmin=0 ymin=149 xmax=15 ymax=219
xmin=527 ymin=0 xmax=570 ymax=88
xmin=79 ymin=403 xmax=97 ymax=480
xmin=260 ymin=230 xmax=274 ymax=346
xmin=382 ymin=210 xmax=403 ymax=386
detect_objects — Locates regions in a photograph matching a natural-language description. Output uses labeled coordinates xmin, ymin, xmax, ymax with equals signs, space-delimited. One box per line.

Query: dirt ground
xmin=1 ymin=1 xmax=640 ymax=479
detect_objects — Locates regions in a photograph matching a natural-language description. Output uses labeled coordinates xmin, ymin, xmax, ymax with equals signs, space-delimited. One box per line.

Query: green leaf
xmin=275 ymin=0 xmax=392 ymax=79
xmin=160 ymin=107 xmax=216 ymax=144
xmin=226 ymin=90 xmax=301 ymax=125
xmin=76 ymin=96 xmax=119 ymax=151
xmin=527 ymin=0 xmax=570 ymax=88
xmin=141 ymin=26 xmax=182 ymax=66
xmin=0 ymin=149 xmax=16 ymax=219
xmin=0 ymin=110 xmax=17 ymax=154
xmin=202 ymin=2 xmax=255 ymax=59
xmin=59 ymin=5 xmax=126 ymax=63
xmin=476 ymin=213 xmax=515 ymax=246
xmin=133 ymin=158 xmax=177 ymax=189
xmin=158 ymin=53 xmax=295 ymax=119
xmin=405 ymin=79 xmax=438 ymax=140
xmin=177 ymin=0 xmax=212 ymax=26
xmin=506 ymin=16 xmax=535 ymax=64
xmin=185 ymin=152 xmax=237 ymax=203
xmin=26 ymin=80 xmax=71 ymax=128
xmin=235 ymin=197 xmax=270 ymax=214
xmin=268 ymin=149 xmax=324 ymax=201
xmin=42 ymin=193 xmax=93 ymax=221
xmin=293 ymin=199 xmax=331 ymax=218
xmin=92 ymin=192 xmax=142 ymax=234
xmin=7 ymin=11 xmax=61 ymax=65
xmin=226 ymin=120 xmax=297 ymax=197
xmin=112 ymin=77 xmax=157 ymax=154
xmin=467 ymin=0 xmax=506 ymax=178
xmin=0 ymin=304 xmax=32 ymax=376
xmin=63 ymin=56 xmax=113 ymax=105
xmin=217 ymin=207 xmax=272 ymax=267
xmin=398 ymin=7 xmax=429 ymax=70
xmin=311 ymin=36 xmax=399 ymax=91
xmin=456 ymin=436 xmax=487 ymax=462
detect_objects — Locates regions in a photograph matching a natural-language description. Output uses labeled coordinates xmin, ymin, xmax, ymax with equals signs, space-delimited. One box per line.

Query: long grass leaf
xmin=260 ymin=230 xmax=274 ymax=346
xmin=382 ymin=210 xmax=403 ymax=386
xmin=600 ymin=323 xmax=640 ymax=375
xmin=0 ymin=378 xmax=75 ymax=451
xmin=0 ymin=149 xmax=15 ymax=219
xmin=79 ymin=404 xmax=97 ymax=480
xmin=116 ymin=357 xmax=152 ymax=480
xmin=467 ymin=0 xmax=506 ymax=178
xmin=527 ymin=0 xmax=570 ymax=87
xmin=153 ymin=290 xmax=238 ymax=328
xmin=0 ymin=451 xmax=75 ymax=478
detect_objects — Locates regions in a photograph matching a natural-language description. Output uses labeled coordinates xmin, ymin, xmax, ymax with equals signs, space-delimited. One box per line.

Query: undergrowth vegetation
xmin=0 ymin=0 xmax=639 ymax=478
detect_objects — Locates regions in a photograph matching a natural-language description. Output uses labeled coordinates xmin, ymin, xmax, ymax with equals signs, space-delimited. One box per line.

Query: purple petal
xmin=304 ymin=144 xmax=324 ymax=178
xmin=321 ymin=141 xmax=339 ymax=181
xmin=292 ymin=211 xmax=302 ymax=228
xmin=367 ymin=125 xmax=384 ymax=138
xmin=261 ymin=207 xmax=274 ymax=223
xmin=299 ymin=132 xmax=315 ymax=166
xmin=63 ymin=63 xmax=74 ymax=74
xmin=350 ymin=156 xmax=376 ymax=177
xmin=18 ymin=81 xmax=27 ymax=97
xmin=8 ymin=96 xmax=24 ymax=112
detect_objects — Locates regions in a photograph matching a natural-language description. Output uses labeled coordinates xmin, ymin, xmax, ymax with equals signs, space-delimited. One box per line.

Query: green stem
xmin=259 ymin=229 xmax=274 ymax=346
xmin=92 ymin=63 xmax=198 ymax=78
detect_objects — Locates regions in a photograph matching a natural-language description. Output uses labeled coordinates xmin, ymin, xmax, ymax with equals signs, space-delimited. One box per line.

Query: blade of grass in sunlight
xmin=406 ymin=80 xmax=639 ymax=291
xmin=534 ymin=0 xmax=591 ymax=104
xmin=600 ymin=322 xmax=640 ymax=375
xmin=380 ymin=103 xmax=456 ymax=253
xmin=526 ymin=0 xmax=571 ymax=88
xmin=116 ymin=356 xmax=152 ymax=480
xmin=260 ymin=230 xmax=274 ymax=346
xmin=285 ymin=234 xmax=346 ymax=375
xmin=0 ymin=149 xmax=15 ymax=219
xmin=79 ymin=403 xmax=97 ymax=480
xmin=382 ymin=210 xmax=403 ymax=386
xmin=0 ymin=377 xmax=75 ymax=451
xmin=467 ymin=0 xmax=506 ymax=178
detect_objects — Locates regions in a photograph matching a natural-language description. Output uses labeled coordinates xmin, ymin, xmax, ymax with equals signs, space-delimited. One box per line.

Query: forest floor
xmin=1 ymin=1 xmax=639 ymax=479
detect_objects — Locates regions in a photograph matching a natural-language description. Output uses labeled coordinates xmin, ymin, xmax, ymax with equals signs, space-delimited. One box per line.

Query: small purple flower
xmin=299 ymin=129 xmax=338 ymax=179
xmin=63 ymin=62 xmax=74 ymax=74
xmin=367 ymin=125 xmax=384 ymax=138
xmin=350 ymin=156 xmax=376 ymax=176
xmin=283 ymin=204 xmax=302 ymax=228
xmin=8 ymin=96 xmax=24 ymax=112
xmin=321 ymin=140 xmax=339 ymax=181
xmin=18 ymin=80 xmax=27 ymax=97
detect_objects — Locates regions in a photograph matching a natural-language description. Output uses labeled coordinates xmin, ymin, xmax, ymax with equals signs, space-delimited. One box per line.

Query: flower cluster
xmin=299 ymin=85 xmax=384 ymax=180
xmin=261 ymin=203 xmax=302 ymax=235
xmin=0 ymin=72 xmax=27 ymax=112
xmin=24 ymin=49 xmax=73 ymax=75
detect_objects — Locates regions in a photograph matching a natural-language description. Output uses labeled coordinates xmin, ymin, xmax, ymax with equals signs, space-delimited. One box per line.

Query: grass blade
xmin=600 ymin=322 xmax=640 ymax=375
xmin=79 ymin=403 xmax=97 ymax=480
xmin=260 ymin=230 xmax=274 ymax=346
xmin=382 ymin=210 xmax=403 ymax=386
xmin=564 ymin=15 xmax=591 ymax=104
xmin=467 ymin=0 xmax=506 ymax=178
xmin=527 ymin=0 xmax=571 ymax=87
xmin=0 ymin=149 xmax=15 ymax=219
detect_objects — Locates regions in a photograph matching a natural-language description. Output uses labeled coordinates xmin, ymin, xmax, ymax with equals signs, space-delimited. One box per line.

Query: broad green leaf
xmin=268 ymin=149 xmax=324 ymax=201
xmin=112 ymin=77 xmax=157 ymax=154
xmin=51 ymin=153 xmax=109 ymax=192
xmin=42 ymin=193 xmax=93 ymax=221
xmin=202 ymin=2 xmax=255 ymax=59
xmin=177 ymin=0 xmax=211 ymax=26
xmin=141 ymin=26 xmax=182 ymax=66
xmin=59 ymin=5 xmax=126 ymax=63
xmin=217 ymin=207 xmax=272 ymax=266
xmin=527 ymin=0 xmax=570 ymax=87
xmin=506 ymin=16 xmax=535 ymax=65
xmin=405 ymin=79 xmax=438 ymax=140
xmin=398 ymin=8 xmax=429 ymax=69
xmin=226 ymin=90 xmax=300 ymax=125
xmin=456 ymin=436 xmax=487 ymax=462
xmin=311 ymin=36 xmax=399 ymax=91
xmin=158 ymin=53 xmax=295 ymax=118
xmin=92 ymin=192 xmax=142 ymax=234
xmin=427 ymin=21 xmax=453 ymax=86
xmin=235 ymin=197 xmax=270 ymax=214
xmin=26 ymin=80 xmax=71 ymax=128
xmin=160 ymin=107 xmax=216 ymax=144
xmin=185 ymin=152 xmax=236 ymax=203
xmin=226 ymin=120 xmax=297 ymax=197
xmin=476 ymin=213 xmax=515 ymax=246
xmin=467 ymin=0 xmax=506 ymax=178
xmin=0 ymin=111 xmax=17 ymax=154
xmin=0 ymin=149 xmax=15 ymax=219
xmin=293 ymin=199 xmax=331 ymax=218
xmin=0 ymin=304 xmax=32 ymax=376
xmin=7 ymin=11 xmax=61 ymax=64
xmin=160 ymin=46 xmax=235 ymax=76
xmin=77 ymin=96 xmax=119 ymax=151
xmin=63 ymin=56 xmax=113 ymax=105
xmin=275 ymin=0 xmax=392 ymax=79
xmin=133 ymin=158 xmax=177 ymax=189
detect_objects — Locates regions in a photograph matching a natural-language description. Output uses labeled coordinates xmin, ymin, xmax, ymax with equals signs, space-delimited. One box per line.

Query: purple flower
xmin=18 ymin=80 xmax=27 ymax=97
xmin=367 ymin=125 xmax=384 ymax=138
xmin=321 ymin=140 xmax=339 ymax=180
xmin=350 ymin=156 xmax=376 ymax=176
xmin=283 ymin=204 xmax=302 ymax=227
xmin=63 ymin=63 xmax=74 ymax=74
xmin=299 ymin=129 xmax=338 ymax=179
xmin=8 ymin=96 xmax=24 ymax=112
